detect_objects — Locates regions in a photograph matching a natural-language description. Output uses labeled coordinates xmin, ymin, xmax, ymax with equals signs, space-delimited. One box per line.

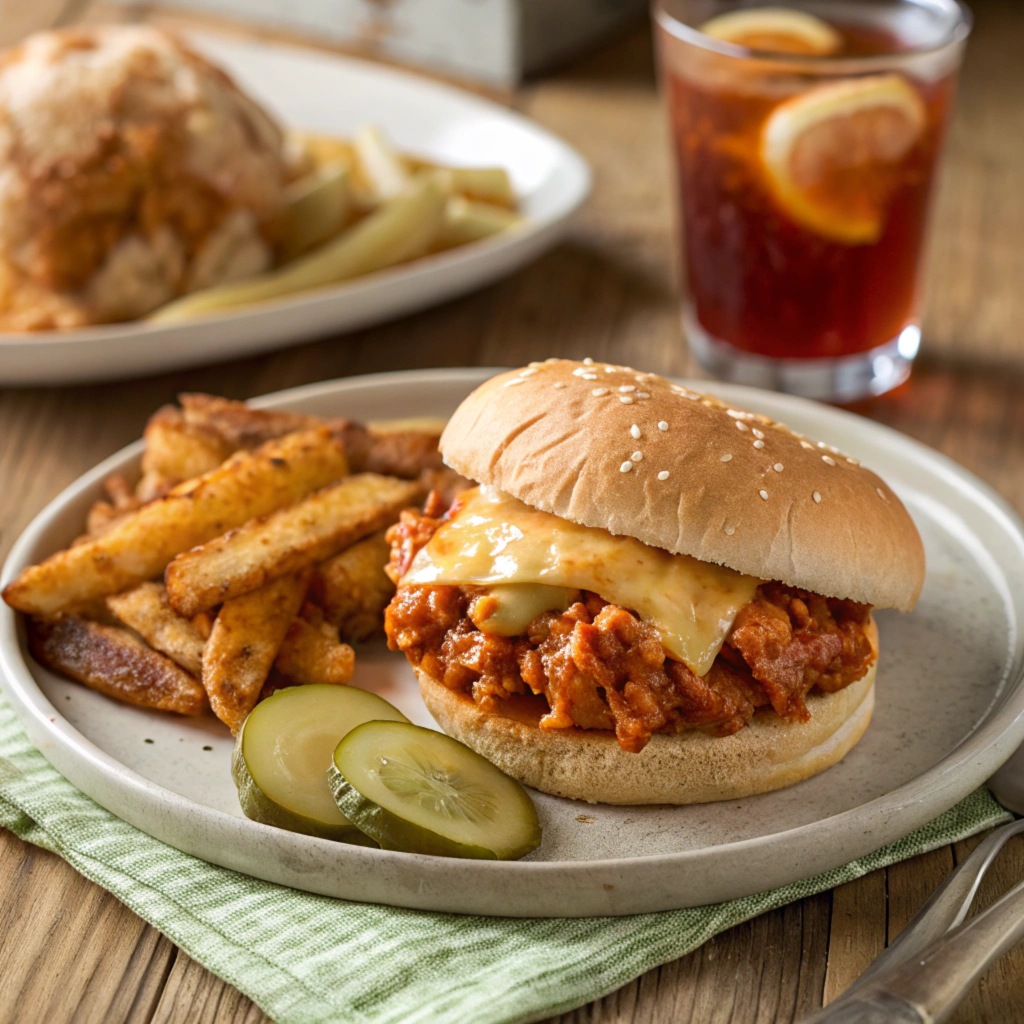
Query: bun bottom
xmin=416 ymin=664 xmax=875 ymax=805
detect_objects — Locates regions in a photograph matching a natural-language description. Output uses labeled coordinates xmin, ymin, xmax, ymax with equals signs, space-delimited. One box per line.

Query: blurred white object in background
xmin=113 ymin=0 xmax=647 ymax=85
xmin=0 ymin=0 xmax=77 ymax=47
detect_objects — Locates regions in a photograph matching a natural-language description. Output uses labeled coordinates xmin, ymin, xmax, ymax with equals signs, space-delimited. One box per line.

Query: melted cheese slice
xmin=402 ymin=487 xmax=761 ymax=676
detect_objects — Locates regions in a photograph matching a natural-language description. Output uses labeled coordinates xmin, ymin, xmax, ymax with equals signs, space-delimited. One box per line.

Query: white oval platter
xmin=0 ymin=38 xmax=590 ymax=386
xmin=2 ymin=369 xmax=1023 ymax=917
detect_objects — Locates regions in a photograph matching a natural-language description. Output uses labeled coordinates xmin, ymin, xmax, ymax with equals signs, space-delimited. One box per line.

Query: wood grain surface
xmin=1 ymin=1 xmax=1023 ymax=1022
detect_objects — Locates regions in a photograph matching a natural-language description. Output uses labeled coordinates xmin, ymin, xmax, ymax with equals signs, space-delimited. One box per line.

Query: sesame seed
xmin=503 ymin=378 xmax=526 ymax=387
xmin=583 ymin=357 xmax=594 ymax=365
xmin=553 ymin=382 xmax=567 ymax=389
xmin=774 ymin=463 xmax=784 ymax=472
xmin=658 ymin=421 xmax=669 ymax=431
xmin=519 ymin=368 xmax=538 ymax=376
xmin=619 ymin=385 xmax=636 ymax=393
xmin=759 ymin=489 xmax=769 ymax=500
xmin=720 ymin=454 xmax=733 ymax=463
xmin=620 ymin=461 xmax=633 ymax=473
xmin=604 ymin=366 xmax=615 ymax=373
xmin=801 ymin=441 xmax=814 ymax=450
xmin=813 ymin=491 xmax=822 ymax=503
xmin=724 ymin=524 xmax=736 ymax=536
xmin=546 ymin=357 xmax=559 ymax=363
xmin=822 ymin=455 xmax=836 ymax=466
xmin=637 ymin=392 xmax=651 ymax=399
xmin=877 ymin=487 xmax=888 ymax=501
xmin=632 ymin=451 xmax=643 ymax=462
xmin=752 ymin=428 xmax=765 ymax=439
xmin=736 ymin=421 xmax=749 ymax=432
xmin=582 ymin=373 xmax=597 ymax=379
xmin=619 ymin=395 xmax=634 ymax=404
xmin=846 ymin=457 xmax=860 ymax=465
xmin=753 ymin=439 xmax=765 ymax=449
xmin=630 ymin=424 xmax=641 ymax=439
xmin=529 ymin=361 xmax=544 ymax=368
xmin=658 ymin=471 xmax=670 ymax=480
xmin=727 ymin=409 xmax=744 ymax=419
xmin=572 ymin=368 xmax=586 ymax=376
xmin=593 ymin=388 xmax=609 ymax=397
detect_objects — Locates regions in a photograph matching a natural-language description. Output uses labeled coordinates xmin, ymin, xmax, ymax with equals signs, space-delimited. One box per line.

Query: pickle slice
xmin=329 ymin=721 xmax=542 ymax=859
xmin=232 ymin=684 xmax=408 ymax=843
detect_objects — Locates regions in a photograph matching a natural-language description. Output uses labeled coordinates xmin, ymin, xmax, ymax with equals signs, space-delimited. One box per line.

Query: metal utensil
xmin=798 ymin=814 xmax=1024 ymax=1023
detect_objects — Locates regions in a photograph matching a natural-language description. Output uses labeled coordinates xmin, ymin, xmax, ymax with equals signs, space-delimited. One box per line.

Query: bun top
xmin=440 ymin=360 xmax=925 ymax=610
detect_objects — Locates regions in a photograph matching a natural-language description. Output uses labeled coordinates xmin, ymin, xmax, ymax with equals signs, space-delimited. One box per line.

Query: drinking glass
xmin=655 ymin=0 xmax=971 ymax=401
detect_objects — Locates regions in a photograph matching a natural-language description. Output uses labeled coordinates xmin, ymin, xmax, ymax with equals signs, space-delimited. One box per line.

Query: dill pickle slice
xmin=232 ymin=684 xmax=408 ymax=843
xmin=328 ymin=721 xmax=542 ymax=859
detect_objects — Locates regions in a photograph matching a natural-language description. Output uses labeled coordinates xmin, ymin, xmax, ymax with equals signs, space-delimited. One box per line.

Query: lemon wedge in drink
xmin=760 ymin=74 xmax=926 ymax=244
xmin=700 ymin=8 xmax=842 ymax=55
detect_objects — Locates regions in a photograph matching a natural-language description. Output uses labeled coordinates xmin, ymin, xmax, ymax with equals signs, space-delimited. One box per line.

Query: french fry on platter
xmin=415 ymin=163 xmax=515 ymax=207
xmin=107 ymin=582 xmax=206 ymax=677
xmin=202 ymin=571 xmax=309 ymax=732
xmin=353 ymin=125 xmax=413 ymax=202
xmin=165 ymin=473 xmax=421 ymax=617
xmin=2 ymin=428 xmax=349 ymax=617
xmin=28 ymin=616 xmax=207 ymax=716
xmin=148 ymin=174 xmax=448 ymax=323
xmin=282 ymin=163 xmax=354 ymax=262
xmin=437 ymin=196 xmax=522 ymax=249
xmin=275 ymin=614 xmax=355 ymax=685
xmin=314 ymin=529 xmax=395 ymax=642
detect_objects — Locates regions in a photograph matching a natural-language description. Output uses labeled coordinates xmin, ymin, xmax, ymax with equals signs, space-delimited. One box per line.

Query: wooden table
xmin=2 ymin=2 xmax=1023 ymax=1021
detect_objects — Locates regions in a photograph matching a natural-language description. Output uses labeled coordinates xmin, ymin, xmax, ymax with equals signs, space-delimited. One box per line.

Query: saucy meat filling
xmin=384 ymin=500 xmax=876 ymax=753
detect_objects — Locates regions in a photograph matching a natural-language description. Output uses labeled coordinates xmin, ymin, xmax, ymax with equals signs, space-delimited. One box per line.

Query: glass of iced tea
xmin=655 ymin=0 xmax=971 ymax=401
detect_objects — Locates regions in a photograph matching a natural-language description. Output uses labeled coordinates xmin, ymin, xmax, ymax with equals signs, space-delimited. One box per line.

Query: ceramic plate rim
xmin=2 ymin=368 xmax=1023 ymax=916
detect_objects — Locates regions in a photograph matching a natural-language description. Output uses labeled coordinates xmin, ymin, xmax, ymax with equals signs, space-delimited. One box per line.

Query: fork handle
xmin=802 ymin=877 xmax=1024 ymax=1023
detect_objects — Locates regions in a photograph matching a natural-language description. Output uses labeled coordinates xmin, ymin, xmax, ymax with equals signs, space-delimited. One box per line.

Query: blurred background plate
xmin=2 ymin=369 xmax=1024 ymax=917
xmin=0 ymin=35 xmax=590 ymax=386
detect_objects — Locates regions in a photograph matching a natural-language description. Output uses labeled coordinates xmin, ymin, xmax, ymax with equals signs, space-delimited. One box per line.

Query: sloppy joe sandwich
xmin=384 ymin=360 xmax=925 ymax=804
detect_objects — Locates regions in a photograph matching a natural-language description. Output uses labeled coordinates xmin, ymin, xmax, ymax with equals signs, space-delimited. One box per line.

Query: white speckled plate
xmin=0 ymin=36 xmax=589 ymax=385
xmin=2 ymin=369 xmax=1024 ymax=917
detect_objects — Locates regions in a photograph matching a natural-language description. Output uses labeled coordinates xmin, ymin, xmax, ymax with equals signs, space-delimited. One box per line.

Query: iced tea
xmin=656 ymin=1 xmax=971 ymax=400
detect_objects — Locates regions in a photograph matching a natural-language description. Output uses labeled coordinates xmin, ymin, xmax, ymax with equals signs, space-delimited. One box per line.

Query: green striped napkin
xmin=0 ymin=690 xmax=1009 ymax=1024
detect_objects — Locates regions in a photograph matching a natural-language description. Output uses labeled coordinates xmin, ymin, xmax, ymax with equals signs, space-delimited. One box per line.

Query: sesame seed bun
xmin=416 ymin=658 xmax=875 ymax=805
xmin=440 ymin=360 xmax=925 ymax=610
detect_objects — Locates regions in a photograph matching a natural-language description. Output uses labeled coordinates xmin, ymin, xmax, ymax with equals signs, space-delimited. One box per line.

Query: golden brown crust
xmin=440 ymin=360 xmax=925 ymax=611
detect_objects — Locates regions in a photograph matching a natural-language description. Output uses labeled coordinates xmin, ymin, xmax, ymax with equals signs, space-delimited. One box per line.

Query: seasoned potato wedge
xmin=275 ymin=615 xmax=355 ymax=686
xmin=165 ymin=473 xmax=420 ymax=617
xmin=202 ymin=571 xmax=310 ymax=732
xmin=28 ymin=616 xmax=207 ymax=716
xmin=107 ymin=582 xmax=206 ymax=677
xmin=314 ymin=530 xmax=395 ymax=642
xmin=2 ymin=428 xmax=348 ymax=616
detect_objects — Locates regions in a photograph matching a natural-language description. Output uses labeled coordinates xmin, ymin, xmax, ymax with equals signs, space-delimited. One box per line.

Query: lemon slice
xmin=760 ymin=74 xmax=927 ymax=244
xmin=700 ymin=7 xmax=842 ymax=55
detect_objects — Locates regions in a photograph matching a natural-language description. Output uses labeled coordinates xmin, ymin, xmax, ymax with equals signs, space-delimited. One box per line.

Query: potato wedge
xmin=165 ymin=473 xmax=420 ymax=617
xmin=282 ymin=163 xmax=354 ymax=262
xmin=353 ymin=125 xmax=413 ymax=202
xmin=107 ymin=582 xmax=206 ymax=677
xmin=179 ymin=393 xmax=333 ymax=451
xmin=275 ymin=616 xmax=354 ymax=685
xmin=437 ymin=196 xmax=522 ymax=249
xmin=28 ymin=616 xmax=207 ymax=716
xmin=3 ymin=429 xmax=348 ymax=616
xmin=202 ymin=571 xmax=309 ymax=732
xmin=140 ymin=405 xmax=233 ymax=492
xmin=314 ymin=530 xmax=395 ymax=642
xmin=149 ymin=174 xmax=447 ymax=323
xmin=417 ymin=164 xmax=515 ymax=207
